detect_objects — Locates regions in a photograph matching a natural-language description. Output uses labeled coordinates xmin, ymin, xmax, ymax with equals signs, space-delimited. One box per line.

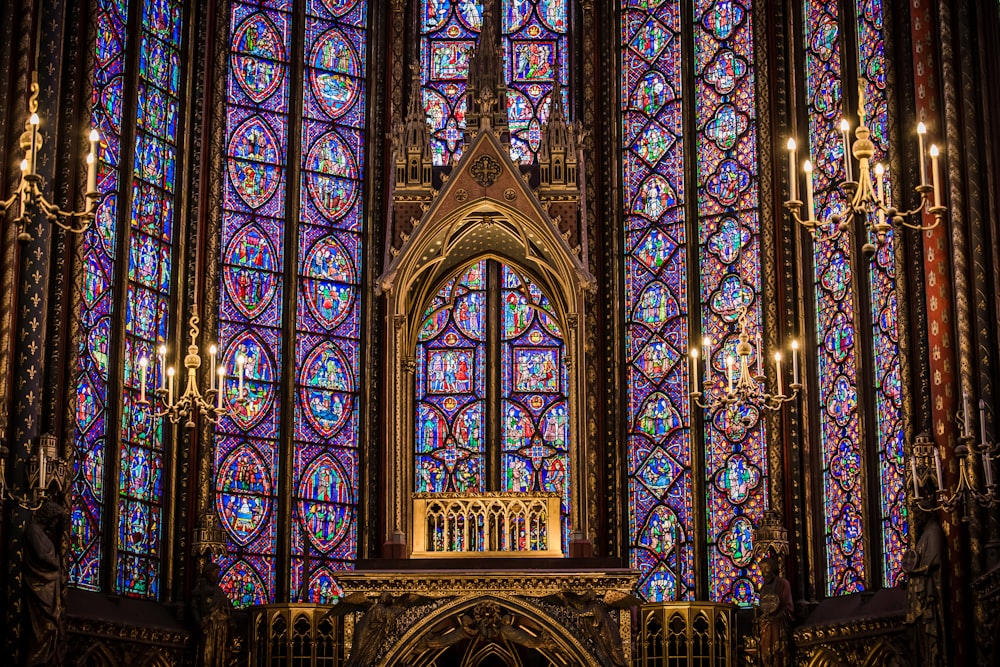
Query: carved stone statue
xmin=191 ymin=561 xmax=234 ymax=667
xmin=330 ymin=592 xmax=431 ymax=666
xmin=904 ymin=512 xmax=946 ymax=666
xmin=543 ymin=590 xmax=639 ymax=667
xmin=756 ymin=557 xmax=793 ymax=667
xmin=25 ymin=500 xmax=66 ymax=666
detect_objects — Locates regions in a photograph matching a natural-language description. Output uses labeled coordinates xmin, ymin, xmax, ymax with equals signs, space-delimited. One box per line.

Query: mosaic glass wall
xmin=217 ymin=0 xmax=367 ymax=607
xmin=71 ymin=0 xmax=131 ymax=591
xmin=803 ymin=0 xmax=866 ymax=595
xmin=290 ymin=0 xmax=367 ymax=603
xmin=116 ymin=0 xmax=184 ymax=598
xmin=217 ymin=0 xmax=293 ymax=606
xmin=415 ymin=262 xmax=570 ymax=546
xmin=72 ymin=0 xmax=184 ymax=599
xmin=420 ymin=0 xmax=567 ymax=165
xmin=415 ymin=262 xmax=488 ymax=494
xmin=855 ymin=0 xmax=906 ymax=589
xmin=622 ymin=0 xmax=694 ymax=602
xmin=694 ymin=0 xmax=767 ymax=606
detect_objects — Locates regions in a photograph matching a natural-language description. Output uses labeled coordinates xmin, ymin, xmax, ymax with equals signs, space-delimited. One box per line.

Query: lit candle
xmin=774 ymin=352 xmax=783 ymax=397
xmin=167 ymin=367 xmax=176 ymax=405
xmin=930 ymin=144 xmax=941 ymax=207
xmin=38 ymin=439 xmax=46 ymax=491
xmin=980 ymin=399 xmax=989 ymax=445
xmin=217 ymin=366 xmax=226 ymax=410
xmin=840 ymin=118 xmax=852 ymax=182
xmin=934 ymin=446 xmax=944 ymax=490
xmin=209 ymin=344 xmax=218 ymax=388
xmin=87 ymin=128 xmax=99 ymax=195
xmin=726 ymin=355 xmax=735 ymax=393
xmin=786 ymin=138 xmax=797 ymax=201
xmin=791 ymin=340 xmax=800 ymax=385
xmin=875 ymin=163 xmax=886 ymax=229
xmin=29 ymin=112 xmax=39 ymax=175
xmin=916 ymin=122 xmax=928 ymax=185
xmin=911 ymin=456 xmax=921 ymax=499
xmin=139 ymin=356 xmax=148 ymax=403
xmin=803 ymin=160 xmax=815 ymax=222
xmin=690 ymin=348 xmax=699 ymax=395
xmin=158 ymin=344 xmax=167 ymax=390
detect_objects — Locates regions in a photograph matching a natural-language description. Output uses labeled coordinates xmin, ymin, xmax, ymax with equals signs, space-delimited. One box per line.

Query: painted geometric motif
xmin=217 ymin=444 xmax=272 ymax=545
xmin=228 ymin=115 xmax=283 ymax=209
xmin=301 ymin=235 xmax=355 ymax=328
xmin=231 ymin=12 xmax=287 ymax=103
xmin=308 ymin=28 xmax=361 ymax=120
xmin=223 ymin=224 xmax=279 ymax=319
xmin=298 ymin=341 xmax=353 ymax=438
xmin=296 ymin=453 xmax=352 ymax=552
xmin=304 ymin=131 xmax=359 ymax=221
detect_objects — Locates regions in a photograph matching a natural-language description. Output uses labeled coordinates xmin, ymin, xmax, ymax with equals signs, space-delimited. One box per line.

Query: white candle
xmin=158 ymin=344 xmax=167 ymax=390
xmin=87 ymin=128 xmax=99 ymax=194
xmin=139 ymin=357 xmax=148 ymax=403
xmin=963 ymin=392 xmax=972 ymax=438
xmin=217 ymin=366 xmax=226 ymax=410
xmin=930 ymin=144 xmax=941 ymax=207
xmin=756 ymin=333 xmax=763 ymax=377
xmin=803 ymin=160 xmax=815 ymax=222
xmin=209 ymin=344 xmax=218 ymax=389
xmin=726 ymin=355 xmax=734 ymax=393
xmin=985 ymin=452 xmax=995 ymax=488
xmin=237 ymin=354 xmax=247 ymax=395
xmin=934 ymin=447 xmax=944 ymax=489
xmin=703 ymin=337 xmax=712 ymax=385
xmin=19 ymin=159 xmax=28 ymax=218
xmin=791 ymin=340 xmax=800 ymax=385
xmin=690 ymin=348 xmax=699 ymax=394
xmin=167 ymin=366 xmax=176 ymax=405
xmin=29 ymin=112 xmax=39 ymax=175
xmin=787 ymin=138 xmax=797 ymax=201
xmin=980 ymin=399 xmax=988 ymax=445
xmin=911 ymin=456 xmax=921 ymax=499
xmin=38 ymin=440 xmax=46 ymax=491
xmin=875 ymin=163 xmax=886 ymax=229
xmin=916 ymin=122 xmax=928 ymax=185
xmin=774 ymin=352 xmax=783 ymax=397
xmin=840 ymin=118 xmax=852 ymax=181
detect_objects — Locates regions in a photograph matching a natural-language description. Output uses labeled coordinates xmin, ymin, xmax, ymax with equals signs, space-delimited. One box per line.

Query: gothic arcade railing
xmin=411 ymin=492 xmax=563 ymax=557
xmin=249 ymin=604 xmax=344 ymax=667
xmin=634 ymin=602 xmax=735 ymax=667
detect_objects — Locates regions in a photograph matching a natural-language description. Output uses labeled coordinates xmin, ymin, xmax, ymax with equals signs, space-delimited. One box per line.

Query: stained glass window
xmin=694 ymin=0 xmax=767 ymax=607
xmin=414 ymin=261 xmax=570 ymax=546
xmin=115 ymin=0 xmax=184 ymax=598
xmin=803 ymin=0 xmax=866 ymax=596
xmin=420 ymin=0 xmax=568 ymax=165
xmin=217 ymin=0 xmax=367 ymax=607
xmin=622 ymin=0 xmax=692 ymax=602
xmin=291 ymin=0 xmax=367 ymax=603
xmin=217 ymin=0 xmax=293 ymax=606
xmin=71 ymin=0 xmax=131 ymax=591
xmin=71 ymin=0 xmax=184 ymax=599
xmin=624 ymin=0 xmax=767 ymax=606
xmin=416 ymin=263 xmax=487 ymax=494
xmin=856 ymin=0 xmax=906 ymax=589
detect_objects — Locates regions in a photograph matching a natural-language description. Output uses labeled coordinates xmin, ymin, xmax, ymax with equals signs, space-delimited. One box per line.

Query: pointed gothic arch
xmin=380 ymin=594 xmax=602 ymax=666
xmin=379 ymin=124 xmax=594 ymax=556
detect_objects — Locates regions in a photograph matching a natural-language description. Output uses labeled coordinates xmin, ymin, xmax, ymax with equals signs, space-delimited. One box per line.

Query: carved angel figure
xmin=329 ymin=591 xmax=431 ymax=667
xmin=541 ymin=590 xmax=640 ymax=667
